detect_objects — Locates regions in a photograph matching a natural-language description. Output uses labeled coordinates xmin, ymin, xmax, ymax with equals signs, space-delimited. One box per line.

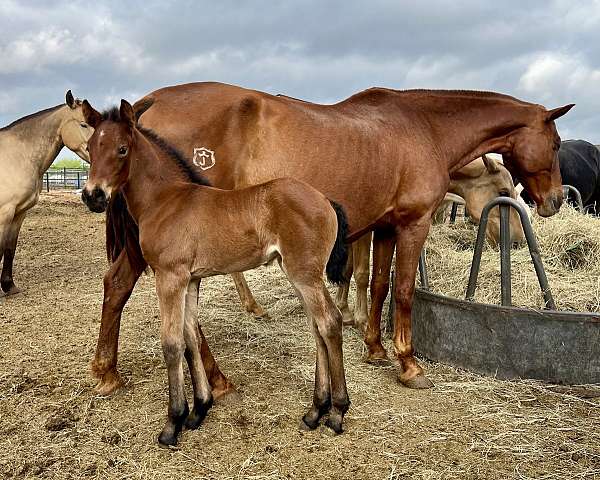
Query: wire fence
xmin=44 ymin=168 xmax=89 ymax=191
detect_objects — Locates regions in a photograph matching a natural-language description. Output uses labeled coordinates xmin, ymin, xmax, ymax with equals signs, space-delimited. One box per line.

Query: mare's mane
xmin=0 ymin=104 xmax=63 ymax=132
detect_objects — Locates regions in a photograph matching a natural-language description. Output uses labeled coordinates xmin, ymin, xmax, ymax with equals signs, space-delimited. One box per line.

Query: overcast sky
xmin=1 ymin=0 xmax=599 ymax=160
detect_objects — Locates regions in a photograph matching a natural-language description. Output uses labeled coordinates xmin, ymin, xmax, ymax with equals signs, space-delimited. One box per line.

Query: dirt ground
xmin=0 ymin=192 xmax=599 ymax=480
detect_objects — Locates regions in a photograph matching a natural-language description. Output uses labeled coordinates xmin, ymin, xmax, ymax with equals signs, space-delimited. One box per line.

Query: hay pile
xmin=424 ymin=205 xmax=600 ymax=312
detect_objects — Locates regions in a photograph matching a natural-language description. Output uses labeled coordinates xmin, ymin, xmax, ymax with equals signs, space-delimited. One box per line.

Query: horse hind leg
xmin=231 ymin=272 xmax=269 ymax=318
xmin=182 ymin=279 xmax=213 ymax=430
xmin=0 ymin=207 xmax=20 ymax=296
xmin=293 ymin=279 xmax=350 ymax=434
xmin=300 ymin=318 xmax=332 ymax=430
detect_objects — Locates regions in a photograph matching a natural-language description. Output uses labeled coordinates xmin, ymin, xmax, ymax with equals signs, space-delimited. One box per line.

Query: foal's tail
xmin=326 ymin=201 xmax=349 ymax=285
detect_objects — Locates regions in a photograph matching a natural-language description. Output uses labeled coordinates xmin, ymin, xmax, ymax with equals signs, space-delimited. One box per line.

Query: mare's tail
xmin=105 ymin=190 xmax=148 ymax=274
xmin=326 ymin=201 xmax=349 ymax=285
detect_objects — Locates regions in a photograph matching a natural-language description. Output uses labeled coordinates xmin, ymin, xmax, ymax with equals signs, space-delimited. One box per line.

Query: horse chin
xmin=536 ymin=194 xmax=562 ymax=218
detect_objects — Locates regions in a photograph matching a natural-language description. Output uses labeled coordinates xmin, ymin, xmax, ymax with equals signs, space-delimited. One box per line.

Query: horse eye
xmin=118 ymin=146 xmax=128 ymax=156
xmin=80 ymin=123 xmax=88 ymax=128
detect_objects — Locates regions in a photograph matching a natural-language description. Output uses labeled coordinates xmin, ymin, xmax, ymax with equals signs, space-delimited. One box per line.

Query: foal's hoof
xmin=324 ymin=415 xmax=344 ymax=435
xmin=1 ymin=284 xmax=22 ymax=296
xmin=299 ymin=415 xmax=319 ymax=431
xmin=158 ymin=430 xmax=179 ymax=447
xmin=185 ymin=397 xmax=213 ymax=430
xmin=401 ymin=374 xmax=434 ymax=390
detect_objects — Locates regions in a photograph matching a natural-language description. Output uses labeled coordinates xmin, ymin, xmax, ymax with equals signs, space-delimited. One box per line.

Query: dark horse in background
xmin=521 ymin=139 xmax=600 ymax=213
xmin=89 ymin=82 xmax=572 ymax=396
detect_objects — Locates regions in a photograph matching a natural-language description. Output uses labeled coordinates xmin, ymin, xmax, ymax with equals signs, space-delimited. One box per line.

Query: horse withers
xmin=81 ymin=99 xmax=351 ymax=446
xmin=0 ymin=91 xmax=92 ymax=296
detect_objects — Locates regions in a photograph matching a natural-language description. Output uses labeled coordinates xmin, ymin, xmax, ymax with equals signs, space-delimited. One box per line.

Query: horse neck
xmin=122 ymin=131 xmax=186 ymax=222
xmin=5 ymin=106 xmax=68 ymax=176
xmin=402 ymin=92 xmax=537 ymax=174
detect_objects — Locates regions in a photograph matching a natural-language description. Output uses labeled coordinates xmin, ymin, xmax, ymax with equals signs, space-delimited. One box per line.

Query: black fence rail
xmin=44 ymin=168 xmax=89 ymax=191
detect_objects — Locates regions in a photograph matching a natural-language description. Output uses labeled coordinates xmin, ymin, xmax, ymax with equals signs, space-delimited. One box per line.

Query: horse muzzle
xmin=82 ymin=186 xmax=108 ymax=213
xmin=536 ymin=190 xmax=563 ymax=217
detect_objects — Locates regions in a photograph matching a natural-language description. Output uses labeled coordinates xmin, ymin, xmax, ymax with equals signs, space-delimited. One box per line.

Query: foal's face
xmin=81 ymin=100 xmax=135 ymax=213
xmin=502 ymin=104 xmax=573 ymax=217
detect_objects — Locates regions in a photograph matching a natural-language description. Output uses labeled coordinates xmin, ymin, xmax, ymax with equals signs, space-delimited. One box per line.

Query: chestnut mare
xmin=91 ymin=82 xmax=572 ymax=394
xmin=81 ymin=100 xmax=351 ymax=445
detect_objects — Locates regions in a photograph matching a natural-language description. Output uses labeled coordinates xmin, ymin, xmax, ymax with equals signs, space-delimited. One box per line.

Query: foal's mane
xmin=0 ymin=104 xmax=63 ymax=132
xmin=101 ymin=106 xmax=211 ymax=187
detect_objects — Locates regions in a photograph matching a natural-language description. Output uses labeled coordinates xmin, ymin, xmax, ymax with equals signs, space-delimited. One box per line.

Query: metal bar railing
xmin=562 ymin=184 xmax=584 ymax=212
xmin=465 ymin=196 xmax=556 ymax=310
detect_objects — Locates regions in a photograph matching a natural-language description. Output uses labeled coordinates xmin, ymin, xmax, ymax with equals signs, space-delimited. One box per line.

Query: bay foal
xmin=81 ymin=100 xmax=350 ymax=445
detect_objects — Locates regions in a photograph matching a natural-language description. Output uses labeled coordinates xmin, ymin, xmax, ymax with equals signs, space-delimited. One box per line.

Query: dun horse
xmin=0 ymin=91 xmax=91 ymax=295
xmin=91 ymin=82 xmax=572 ymax=394
xmin=81 ymin=100 xmax=351 ymax=445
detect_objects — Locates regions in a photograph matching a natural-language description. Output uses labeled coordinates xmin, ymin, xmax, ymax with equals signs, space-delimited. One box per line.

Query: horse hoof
xmin=93 ymin=371 xmax=125 ymax=396
xmin=325 ymin=416 xmax=344 ymax=435
xmin=401 ymin=374 xmax=434 ymax=390
xmin=364 ymin=351 xmax=390 ymax=365
xmin=299 ymin=416 xmax=319 ymax=431
xmin=158 ymin=431 xmax=179 ymax=447
xmin=247 ymin=303 xmax=269 ymax=318
xmin=1 ymin=285 xmax=22 ymax=296
xmin=341 ymin=311 xmax=355 ymax=327
xmin=213 ymin=385 xmax=242 ymax=404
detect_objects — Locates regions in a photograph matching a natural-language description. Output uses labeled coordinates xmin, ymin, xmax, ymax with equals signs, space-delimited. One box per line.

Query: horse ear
xmin=133 ymin=98 xmax=154 ymax=122
xmin=120 ymin=99 xmax=136 ymax=128
xmin=545 ymin=104 xmax=575 ymax=123
xmin=66 ymin=90 xmax=76 ymax=109
xmin=482 ymin=154 xmax=500 ymax=174
xmin=82 ymin=100 xmax=102 ymax=129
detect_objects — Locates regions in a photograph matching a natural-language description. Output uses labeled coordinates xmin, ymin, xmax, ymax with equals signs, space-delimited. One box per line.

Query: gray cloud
xmin=1 ymin=0 xmax=599 ymax=154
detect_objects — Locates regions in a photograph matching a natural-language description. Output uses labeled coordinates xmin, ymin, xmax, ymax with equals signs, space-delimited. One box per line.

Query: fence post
xmin=77 ymin=171 xmax=81 ymax=189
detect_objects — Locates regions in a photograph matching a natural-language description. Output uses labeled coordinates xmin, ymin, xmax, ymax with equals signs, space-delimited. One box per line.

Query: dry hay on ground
xmin=0 ymin=193 xmax=599 ymax=480
xmin=425 ymin=205 xmax=600 ymax=312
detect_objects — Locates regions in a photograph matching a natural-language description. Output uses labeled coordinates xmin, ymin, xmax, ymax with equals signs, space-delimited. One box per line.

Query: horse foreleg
xmin=92 ymin=249 xmax=145 ymax=395
xmin=0 ymin=210 xmax=25 ymax=295
xmin=364 ymin=229 xmax=396 ymax=363
xmin=334 ymin=244 xmax=354 ymax=326
xmin=352 ymin=232 xmax=372 ymax=333
xmin=392 ymin=221 xmax=434 ymax=389
xmin=231 ymin=272 xmax=268 ymax=318
xmin=156 ymin=270 xmax=189 ymax=446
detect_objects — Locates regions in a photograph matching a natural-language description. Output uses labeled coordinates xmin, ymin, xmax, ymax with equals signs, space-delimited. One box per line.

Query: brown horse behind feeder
xmin=81 ymin=100 xmax=351 ymax=446
xmin=90 ymin=82 xmax=573 ymax=395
